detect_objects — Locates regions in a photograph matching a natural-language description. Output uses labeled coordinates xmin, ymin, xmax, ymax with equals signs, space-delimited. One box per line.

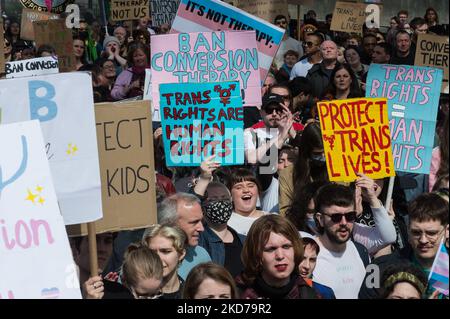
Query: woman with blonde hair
xmin=142 ymin=224 xmax=187 ymax=298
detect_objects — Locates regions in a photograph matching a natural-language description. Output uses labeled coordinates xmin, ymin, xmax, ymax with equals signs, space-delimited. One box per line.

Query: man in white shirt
xmin=312 ymin=183 xmax=370 ymax=299
xmin=290 ymin=32 xmax=323 ymax=80
xmin=273 ymin=15 xmax=303 ymax=70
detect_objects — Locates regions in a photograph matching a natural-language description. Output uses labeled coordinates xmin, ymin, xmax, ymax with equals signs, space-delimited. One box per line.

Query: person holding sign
xmin=84 ymin=244 xmax=164 ymax=299
xmin=235 ymin=214 xmax=321 ymax=299
xmin=193 ymin=156 xmax=246 ymax=278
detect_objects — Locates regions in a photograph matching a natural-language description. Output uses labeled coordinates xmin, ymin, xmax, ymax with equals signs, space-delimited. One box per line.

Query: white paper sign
xmin=5 ymin=56 xmax=59 ymax=79
xmin=0 ymin=120 xmax=81 ymax=299
xmin=0 ymin=73 xmax=102 ymax=225
xmin=142 ymin=69 xmax=160 ymax=121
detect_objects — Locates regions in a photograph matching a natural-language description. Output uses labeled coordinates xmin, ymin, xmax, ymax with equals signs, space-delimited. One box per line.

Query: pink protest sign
xmin=151 ymin=30 xmax=261 ymax=110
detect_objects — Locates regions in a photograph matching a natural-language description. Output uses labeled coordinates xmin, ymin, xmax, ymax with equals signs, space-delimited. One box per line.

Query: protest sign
xmin=0 ymin=120 xmax=81 ymax=299
xmin=33 ymin=19 xmax=75 ymax=72
xmin=236 ymin=0 xmax=289 ymax=24
xmin=151 ymin=30 xmax=261 ymax=110
xmin=330 ymin=1 xmax=366 ymax=35
xmin=415 ymin=34 xmax=449 ymax=94
xmin=5 ymin=56 xmax=59 ymax=79
xmin=110 ymin=0 xmax=150 ymax=21
xmin=151 ymin=0 xmax=180 ymax=27
xmin=317 ymin=98 xmax=395 ymax=182
xmin=20 ymin=8 xmax=60 ymax=41
xmin=0 ymin=19 xmax=4 ymax=74
xmin=366 ymin=64 xmax=443 ymax=175
xmin=171 ymin=0 xmax=284 ymax=84
xmin=66 ymin=101 xmax=157 ymax=236
xmin=0 ymin=73 xmax=102 ymax=225
xmin=428 ymin=240 xmax=449 ymax=296
xmin=160 ymin=81 xmax=245 ymax=166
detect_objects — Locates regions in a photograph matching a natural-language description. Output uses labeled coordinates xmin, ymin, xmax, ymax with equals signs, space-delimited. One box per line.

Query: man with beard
xmin=312 ymin=183 xmax=371 ymax=299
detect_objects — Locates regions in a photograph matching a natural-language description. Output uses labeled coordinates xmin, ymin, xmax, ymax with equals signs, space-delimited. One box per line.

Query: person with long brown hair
xmin=235 ymin=214 xmax=321 ymax=299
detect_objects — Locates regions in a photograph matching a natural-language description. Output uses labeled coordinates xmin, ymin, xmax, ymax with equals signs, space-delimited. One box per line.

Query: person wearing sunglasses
xmin=312 ymin=183 xmax=372 ymax=299
xmin=290 ymin=32 xmax=323 ymax=80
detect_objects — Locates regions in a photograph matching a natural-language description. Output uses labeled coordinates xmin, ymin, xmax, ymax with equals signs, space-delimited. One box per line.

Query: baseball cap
xmin=262 ymin=93 xmax=284 ymax=112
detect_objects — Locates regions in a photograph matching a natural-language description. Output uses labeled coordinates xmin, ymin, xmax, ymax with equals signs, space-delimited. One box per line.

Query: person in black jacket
xmin=306 ymin=40 xmax=340 ymax=99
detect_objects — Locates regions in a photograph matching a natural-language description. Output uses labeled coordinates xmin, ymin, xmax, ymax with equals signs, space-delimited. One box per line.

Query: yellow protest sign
xmin=317 ymin=98 xmax=395 ymax=182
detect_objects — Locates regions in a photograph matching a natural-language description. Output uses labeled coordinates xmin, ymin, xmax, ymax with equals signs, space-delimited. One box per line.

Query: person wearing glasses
xmin=360 ymin=192 xmax=449 ymax=299
xmin=273 ymin=15 xmax=303 ymax=71
xmin=84 ymin=243 xmax=164 ymax=299
xmin=290 ymin=31 xmax=323 ymax=80
xmin=312 ymin=183 xmax=372 ymax=299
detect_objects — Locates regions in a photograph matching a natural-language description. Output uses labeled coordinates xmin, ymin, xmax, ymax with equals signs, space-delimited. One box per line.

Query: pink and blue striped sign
xmin=170 ymin=0 xmax=284 ymax=87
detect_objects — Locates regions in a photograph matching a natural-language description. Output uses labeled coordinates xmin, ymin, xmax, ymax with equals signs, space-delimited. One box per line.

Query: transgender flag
xmin=428 ymin=240 xmax=449 ymax=296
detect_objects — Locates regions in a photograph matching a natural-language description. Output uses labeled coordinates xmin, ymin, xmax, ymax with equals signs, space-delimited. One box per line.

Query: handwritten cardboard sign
xmin=66 ymin=101 xmax=157 ymax=236
xmin=366 ymin=64 xmax=443 ymax=175
xmin=20 ymin=8 xmax=60 ymax=41
xmin=0 ymin=120 xmax=81 ymax=299
xmin=110 ymin=0 xmax=150 ymax=21
xmin=415 ymin=34 xmax=449 ymax=94
xmin=0 ymin=73 xmax=102 ymax=225
xmin=236 ymin=0 xmax=289 ymax=24
xmin=317 ymin=98 xmax=395 ymax=182
xmin=151 ymin=0 xmax=180 ymax=27
xmin=5 ymin=56 xmax=59 ymax=79
xmin=171 ymin=0 xmax=284 ymax=84
xmin=151 ymin=30 xmax=261 ymax=110
xmin=330 ymin=1 xmax=366 ymax=35
xmin=33 ymin=19 xmax=75 ymax=72
xmin=160 ymin=81 xmax=245 ymax=166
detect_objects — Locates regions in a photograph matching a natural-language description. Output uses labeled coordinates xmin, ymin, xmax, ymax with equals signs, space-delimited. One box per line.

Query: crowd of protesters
xmin=2 ymin=5 xmax=448 ymax=300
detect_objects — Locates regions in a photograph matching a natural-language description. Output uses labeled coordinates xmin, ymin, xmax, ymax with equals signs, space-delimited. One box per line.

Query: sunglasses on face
xmin=321 ymin=211 xmax=357 ymax=223
xmin=303 ymin=41 xmax=316 ymax=47
xmin=264 ymin=104 xmax=283 ymax=114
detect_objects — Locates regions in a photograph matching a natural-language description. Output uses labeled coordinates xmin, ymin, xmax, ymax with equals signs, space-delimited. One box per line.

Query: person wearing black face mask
xmin=193 ymin=156 xmax=246 ymax=278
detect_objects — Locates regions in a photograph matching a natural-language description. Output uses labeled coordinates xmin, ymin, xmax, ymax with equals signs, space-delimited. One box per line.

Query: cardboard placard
xmin=18 ymin=0 xmax=73 ymax=14
xmin=414 ymin=34 xmax=449 ymax=94
xmin=0 ymin=120 xmax=81 ymax=299
xmin=66 ymin=101 xmax=157 ymax=236
xmin=0 ymin=73 xmax=102 ymax=225
xmin=33 ymin=19 xmax=76 ymax=72
xmin=160 ymin=81 xmax=244 ymax=166
xmin=171 ymin=0 xmax=285 ymax=85
xmin=330 ymin=1 xmax=366 ymax=35
xmin=366 ymin=64 xmax=443 ymax=175
xmin=151 ymin=0 xmax=180 ymax=27
xmin=20 ymin=8 xmax=60 ymax=41
xmin=151 ymin=30 xmax=261 ymax=110
xmin=110 ymin=0 xmax=150 ymax=21
xmin=0 ymin=19 xmax=5 ymax=74
xmin=317 ymin=98 xmax=395 ymax=182
xmin=236 ymin=0 xmax=289 ymax=24
xmin=5 ymin=56 xmax=59 ymax=79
